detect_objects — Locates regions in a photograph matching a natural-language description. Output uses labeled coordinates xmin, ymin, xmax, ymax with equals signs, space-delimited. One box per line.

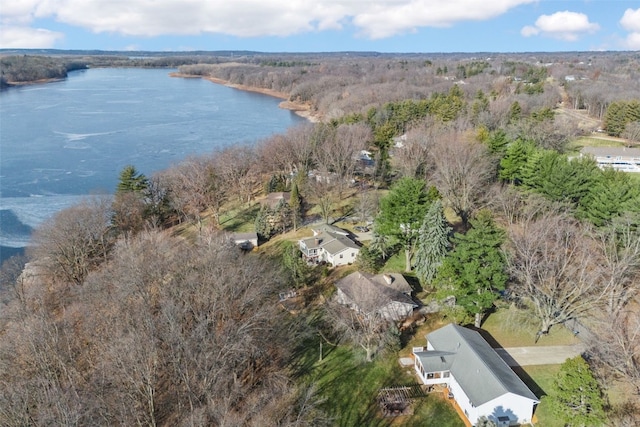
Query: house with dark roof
xmin=413 ymin=324 xmax=539 ymax=426
xmin=334 ymin=271 xmax=418 ymax=321
xmin=298 ymin=225 xmax=360 ymax=267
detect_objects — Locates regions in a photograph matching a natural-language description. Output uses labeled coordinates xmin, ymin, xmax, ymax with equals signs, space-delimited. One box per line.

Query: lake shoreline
xmin=169 ymin=72 xmax=320 ymax=123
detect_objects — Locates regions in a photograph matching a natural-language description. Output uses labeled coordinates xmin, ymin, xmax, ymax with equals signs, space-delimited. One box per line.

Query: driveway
xmin=495 ymin=344 xmax=586 ymax=366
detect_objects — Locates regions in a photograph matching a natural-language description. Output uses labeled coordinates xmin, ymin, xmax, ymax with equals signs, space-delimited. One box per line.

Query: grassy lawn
xmin=567 ymin=135 xmax=627 ymax=153
xmin=481 ymin=306 xmax=581 ymax=347
xmin=381 ymin=252 xmax=406 ymax=273
xmin=298 ymin=332 xmax=463 ymax=427
xmin=218 ymin=202 xmax=261 ymax=232
xmin=516 ymin=365 xmax=564 ymax=427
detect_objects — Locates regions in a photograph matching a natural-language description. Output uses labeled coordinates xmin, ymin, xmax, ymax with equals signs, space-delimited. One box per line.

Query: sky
xmin=1 ymin=1 xmax=640 ymax=53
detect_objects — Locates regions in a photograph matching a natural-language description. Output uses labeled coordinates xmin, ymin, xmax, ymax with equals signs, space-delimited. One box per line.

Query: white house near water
xmin=413 ymin=324 xmax=539 ymax=426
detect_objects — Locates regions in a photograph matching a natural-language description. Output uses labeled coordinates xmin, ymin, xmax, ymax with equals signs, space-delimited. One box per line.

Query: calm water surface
xmin=0 ymin=68 xmax=305 ymax=263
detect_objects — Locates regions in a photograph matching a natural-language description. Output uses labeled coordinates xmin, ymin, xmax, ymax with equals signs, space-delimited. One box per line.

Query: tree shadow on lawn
xmin=296 ymin=341 xmax=396 ymax=427
xmin=219 ymin=203 xmax=260 ymax=232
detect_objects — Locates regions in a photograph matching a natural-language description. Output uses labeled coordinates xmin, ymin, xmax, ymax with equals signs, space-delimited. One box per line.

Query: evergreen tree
xmin=508 ymin=101 xmax=522 ymax=124
xmin=356 ymin=246 xmax=383 ymax=273
xmin=537 ymin=154 xmax=599 ymax=206
xmin=116 ymin=165 xmax=148 ymax=194
xmin=546 ymin=356 xmax=606 ymax=427
xmin=434 ymin=210 xmax=507 ymax=327
xmin=289 ymin=180 xmax=302 ymax=231
xmin=499 ymin=139 xmax=535 ymax=183
xmin=375 ymin=177 xmax=435 ymax=272
xmin=255 ymin=206 xmax=274 ymax=240
xmin=519 ymin=146 xmax=546 ymax=188
xmin=281 ymin=241 xmax=310 ymax=288
xmin=579 ymin=168 xmax=640 ymax=227
xmin=415 ymin=200 xmax=451 ymax=285
xmin=485 ymin=129 xmax=510 ymax=155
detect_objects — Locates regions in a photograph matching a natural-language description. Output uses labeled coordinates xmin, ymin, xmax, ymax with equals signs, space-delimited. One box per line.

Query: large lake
xmin=0 ymin=67 xmax=305 ymax=264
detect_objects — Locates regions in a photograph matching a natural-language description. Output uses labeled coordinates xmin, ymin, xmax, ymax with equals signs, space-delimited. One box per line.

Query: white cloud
xmin=620 ymin=8 xmax=640 ymax=49
xmin=1 ymin=0 xmax=537 ymax=48
xmin=620 ymin=8 xmax=640 ymax=32
xmin=0 ymin=26 xmax=64 ymax=48
xmin=521 ymin=11 xmax=599 ymax=42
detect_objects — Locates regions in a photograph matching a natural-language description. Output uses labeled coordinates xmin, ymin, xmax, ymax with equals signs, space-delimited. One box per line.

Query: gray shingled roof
xmin=335 ymin=271 xmax=416 ymax=313
xmin=300 ymin=229 xmax=359 ymax=255
xmin=371 ymin=273 xmax=412 ymax=294
xmin=415 ymin=324 xmax=538 ymax=406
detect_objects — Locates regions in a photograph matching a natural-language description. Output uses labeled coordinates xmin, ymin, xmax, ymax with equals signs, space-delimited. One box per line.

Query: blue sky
xmin=1 ymin=1 xmax=639 ymax=52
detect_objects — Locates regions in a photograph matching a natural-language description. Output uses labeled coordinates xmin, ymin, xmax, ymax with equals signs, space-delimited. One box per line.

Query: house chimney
xmin=383 ymin=274 xmax=393 ymax=285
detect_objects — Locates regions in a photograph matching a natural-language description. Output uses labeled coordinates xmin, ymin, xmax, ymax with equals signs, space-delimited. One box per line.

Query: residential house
xmin=579 ymin=146 xmax=640 ymax=173
xmin=298 ymin=225 xmax=360 ymax=267
xmin=334 ymin=271 xmax=418 ymax=321
xmin=413 ymin=324 xmax=539 ymax=426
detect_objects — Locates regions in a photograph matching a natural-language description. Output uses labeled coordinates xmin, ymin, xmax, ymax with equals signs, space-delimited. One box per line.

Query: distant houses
xmin=334 ymin=271 xmax=418 ymax=322
xmin=580 ymin=146 xmax=640 ymax=173
xmin=298 ymin=224 xmax=360 ymax=267
xmin=413 ymin=324 xmax=539 ymax=426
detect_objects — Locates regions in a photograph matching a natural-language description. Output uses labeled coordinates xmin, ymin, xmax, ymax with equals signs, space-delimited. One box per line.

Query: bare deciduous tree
xmin=392 ymin=118 xmax=442 ymax=180
xmin=507 ymin=212 xmax=607 ymax=342
xmin=430 ymin=130 xmax=496 ymax=227
xmin=326 ymin=286 xmax=397 ymax=362
xmin=29 ymin=196 xmax=114 ymax=285
xmin=215 ymin=144 xmax=259 ymax=203
xmin=159 ymin=155 xmax=227 ymax=227
xmin=588 ymin=310 xmax=640 ymax=395
xmin=595 ymin=216 xmax=640 ymax=317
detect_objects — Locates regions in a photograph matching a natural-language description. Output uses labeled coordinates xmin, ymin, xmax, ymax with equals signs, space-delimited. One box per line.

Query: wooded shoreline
xmin=170 ymin=71 xmax=320 ymax=122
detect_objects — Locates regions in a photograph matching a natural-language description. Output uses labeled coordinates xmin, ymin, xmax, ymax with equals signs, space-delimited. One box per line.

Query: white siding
xmin=476 ymin=393 xmax=537 ymax=426
xmin=327 ymin=247 xmax=359 ymax=266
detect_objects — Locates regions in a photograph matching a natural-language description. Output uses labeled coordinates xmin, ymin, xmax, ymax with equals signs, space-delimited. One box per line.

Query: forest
xmin=1 ymin=50 xmax=640 ymax=426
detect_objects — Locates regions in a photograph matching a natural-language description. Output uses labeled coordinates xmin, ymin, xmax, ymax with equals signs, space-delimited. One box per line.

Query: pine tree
xmin=579 ymin=168 xmax=640 ymax=226
xmin=508 ymin=101 xmax=522 ymax=124
xmin=546 ymin=356 xmax=606 ymax=427
xmin=415 ymin=200 xmax=451 ymax=285
xmin=289 ymin=180 xmax=302 ymax=231
xmin=116 ymin=165 xmax=148 ymax=194
xmin=434 ymin=210 xmax=507 ymax=327
xmin=375 ymin=177 xmax=435 ymax=272
xmin=499 ymin=138 xmax=535 ymax=183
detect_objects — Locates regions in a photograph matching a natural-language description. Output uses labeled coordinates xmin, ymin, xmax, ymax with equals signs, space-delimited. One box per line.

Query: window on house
xmin=427 ymin=373 xmax=434 ymax=379
xmin=443 ymin=371 xmax=450 ymax=378
xmin=340 ymin=254 xmax=343 ymax=258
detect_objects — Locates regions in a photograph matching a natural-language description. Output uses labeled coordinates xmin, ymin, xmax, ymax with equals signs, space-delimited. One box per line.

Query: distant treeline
xmin=0 ymin=55 xmax=88 ymax=86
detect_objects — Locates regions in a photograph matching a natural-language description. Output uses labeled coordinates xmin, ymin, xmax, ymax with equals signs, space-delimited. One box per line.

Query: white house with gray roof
xmin=298 ymin=225 xmax=360 ymax=267
xmin=413 ymin=324 xmax=539 ymax=426
xmin=579 ymin=146 xmax=640 ymax=173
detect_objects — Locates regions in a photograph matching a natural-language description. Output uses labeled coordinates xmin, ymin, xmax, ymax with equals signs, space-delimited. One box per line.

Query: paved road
xmin=495 ymin=344 xmax=586 ymax=367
